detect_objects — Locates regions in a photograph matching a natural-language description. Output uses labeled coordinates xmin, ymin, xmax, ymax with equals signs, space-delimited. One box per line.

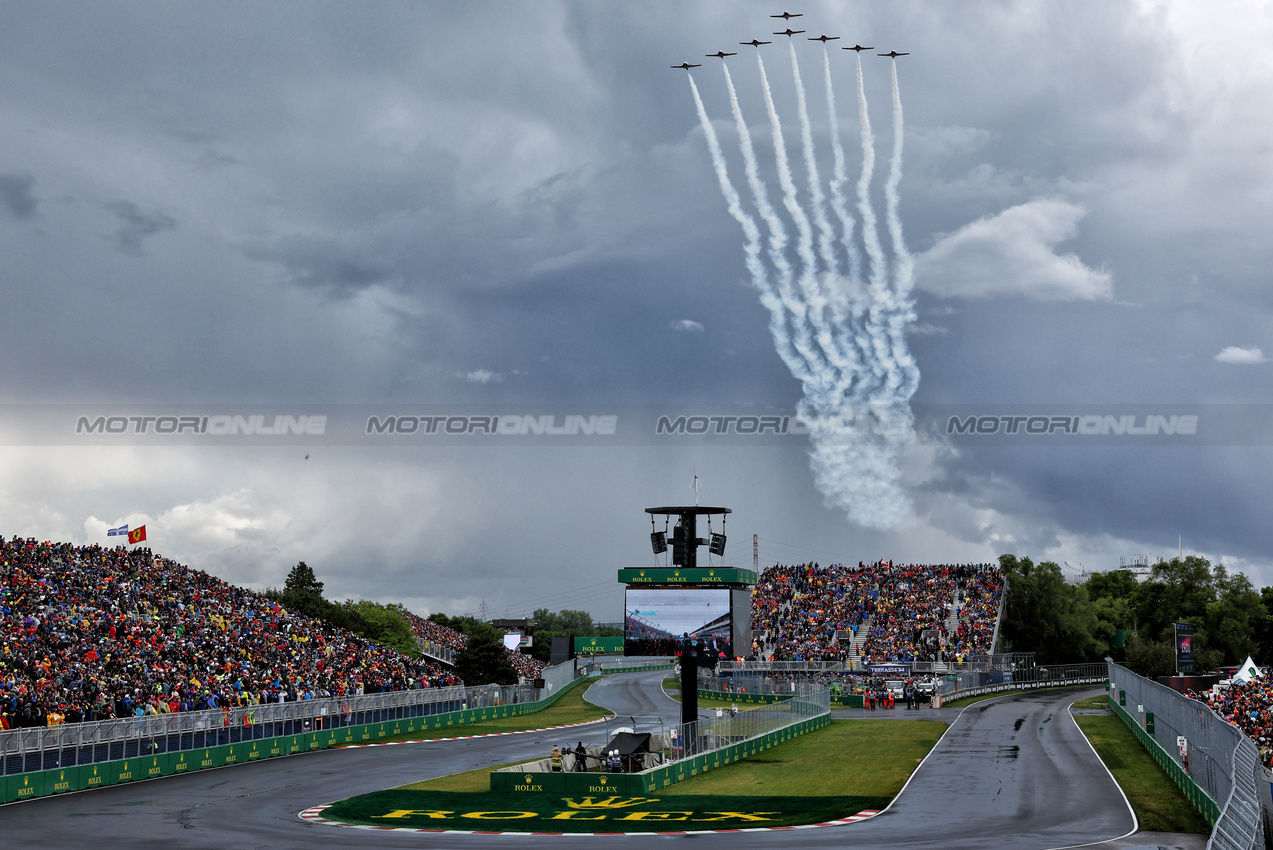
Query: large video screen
xmin=624 ymin=588 xmax=732 ymax=658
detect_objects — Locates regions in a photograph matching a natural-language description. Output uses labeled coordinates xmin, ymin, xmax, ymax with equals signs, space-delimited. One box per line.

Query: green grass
xmin=396 ymin=718 xmax=944 ymax=800
xmin=368 ymin=679 xmax=612 ymax=745
xmin=398 ymin=761 xmax=525 ymax=792
xmin=326 ymin=719 xmax=944 ymax=833
xmin=1071 ymin=695 xmax=1111 ymax=711
xmin=662 ymin=677 xmax=681 ymax=690
xmin=1073 ymin=712 xmax=1210 ymax=834
xmin=656 ymin=719 xmax=945 ymax=798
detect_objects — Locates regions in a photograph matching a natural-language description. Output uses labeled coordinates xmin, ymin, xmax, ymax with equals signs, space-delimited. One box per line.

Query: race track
xmin=0 ymin=671 xmax=1145 ymax=849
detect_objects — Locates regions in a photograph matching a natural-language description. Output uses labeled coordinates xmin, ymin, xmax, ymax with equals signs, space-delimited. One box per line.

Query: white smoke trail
xmin=884 ymin=60 xmax=920 ymax=399
xmin=721 ymin=63 xmax=809 ymax=384
xmin=686 ymin=74 xmax=790 ymax=374
xmin=822 ymin=49 xmax=862 ymax=291
xmin=683 ymin=56 xmax=922 ymax=530
xmin=788 ymin=41 xmax=861 ymax=395
xmin=789 ymin=42 xmax=839 ymax=280
xmin=841 ymin=53 xmax=891 ymax=400
xmin=757 ymin=54 xmax=829 ymax=384
xmin=820 ymin=47 xmax=871 ymax=398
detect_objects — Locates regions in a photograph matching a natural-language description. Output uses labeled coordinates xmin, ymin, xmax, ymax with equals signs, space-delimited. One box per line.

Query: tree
xmin=455 ymin=622 xmax=518 ymax=685
xmin=1125 ymin=633 xmax=1176 ymax=679
xmin=284 ymin=561 xmax=324 ymax=599
xmin=530 ymin=629 xmax=566 ymax=663
xmin=999 ymin=554 xmax=1104 ymax=663
xmin=346 ymin=601 xmax=420 ymax=657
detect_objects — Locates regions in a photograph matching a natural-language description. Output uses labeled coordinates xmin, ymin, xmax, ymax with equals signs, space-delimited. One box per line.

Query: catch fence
xmin=1106 ymin=660 xmax=1265 ymax=850
xmin=666 ymin=680 xmax=829 ymax=760
xmin=0 ymin=675 xmax=553 ymax=777
xmin=934 ymin=661 xmax=1106 ymax=701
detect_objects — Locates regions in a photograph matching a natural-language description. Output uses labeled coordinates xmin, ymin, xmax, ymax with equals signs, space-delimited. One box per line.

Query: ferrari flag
xmin=127 ymin=525 xmax=147 ymax=544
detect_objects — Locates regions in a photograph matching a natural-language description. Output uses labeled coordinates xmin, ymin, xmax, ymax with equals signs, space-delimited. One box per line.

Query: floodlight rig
xmin=645 ymin=505 xmax=730 ymax=568
xmin=643 ymin=504 xmax=732 ymax=731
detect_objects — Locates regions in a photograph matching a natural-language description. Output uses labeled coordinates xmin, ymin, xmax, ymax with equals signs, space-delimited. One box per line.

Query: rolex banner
xmin=573 ymin=637 xmax=624 ymax=655
xmin=321 ymin=790 xmax=888 ymax=833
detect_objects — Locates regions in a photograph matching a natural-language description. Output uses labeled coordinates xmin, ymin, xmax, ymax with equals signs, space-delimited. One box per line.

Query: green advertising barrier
xmin=81 ymin=760 xmax=111 ymax=791
xmin=701 ymin=688 xmax=865 ymax=709
xmin=1108 ymin=693 xmax=1219 ymax=825
xmin=112 ymin=757 xmax=140 ymax=785
xmin=49 ymin=766 xmax=76 ymax=794
xmin=1 ymin=674 xmax=593 ymax=806
xmin=11 ymin=770 xmax=52 ymax=801
xmin=142 ymin=753 xmax=170 ymax=780
xmin=490 ymin=714 xmax=832 ymax=796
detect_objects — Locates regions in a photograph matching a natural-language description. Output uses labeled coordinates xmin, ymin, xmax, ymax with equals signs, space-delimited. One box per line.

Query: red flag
xmin=127 ymin=526 xmax=147 ymax=544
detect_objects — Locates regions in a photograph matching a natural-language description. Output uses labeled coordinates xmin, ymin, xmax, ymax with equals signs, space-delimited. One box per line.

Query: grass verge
xmin=654 ymin=718 xmax=944 ymax=798
xmin=323 ymin=719 xmax=944 ymax=833
xmin=1073 ymin=711 xmax=1210 ymax=834
xmin=366 ymin=678 xmax=612 ymax=745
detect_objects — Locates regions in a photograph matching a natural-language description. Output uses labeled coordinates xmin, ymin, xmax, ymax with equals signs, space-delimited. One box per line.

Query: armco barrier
xmin=0 ymin=673 xmax=587 ymax=806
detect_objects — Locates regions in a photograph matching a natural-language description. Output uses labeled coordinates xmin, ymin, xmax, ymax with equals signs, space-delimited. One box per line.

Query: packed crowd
xmin=1190 ymin=671 xmax=1273 ymax=767
xmin=0 ymin=537 xmax=459 ymax=729
xmin=750 ymin=561 xmax=1003 ymax=664
xmin=397 ymin=609 xmax=544 ymax=680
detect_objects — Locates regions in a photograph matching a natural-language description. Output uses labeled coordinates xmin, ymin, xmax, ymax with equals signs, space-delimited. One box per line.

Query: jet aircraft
xmin=842 ymin=44 xmax=874 ymax=52
xmin=808 ymin=34 xmax=840 ymax=43
xmin=773 ymin=27 xmax=806 ymax=37
xmin=706 ymin=50 xmax=737 ymax=59
xmin=877 ymin=50 xmax=909 ymax=58
xmin=671 ymin=62 xmax=702 ymax=69
xmin=770 ymin=11 xmax=803 ymax=19
xmin=739 ymin=38 xmax=772 ymax=47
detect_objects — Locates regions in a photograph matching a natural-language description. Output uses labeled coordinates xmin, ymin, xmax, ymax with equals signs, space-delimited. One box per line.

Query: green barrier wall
xmin=1107 ymin=693 xmax=1220 ymax=825
xmin=0 ymin=675 xmax=591 ymax=806
xmin=490 ymin=714 xmax=832 ymax=796
xmin=698 ymin=688 xmax=864 ymax=709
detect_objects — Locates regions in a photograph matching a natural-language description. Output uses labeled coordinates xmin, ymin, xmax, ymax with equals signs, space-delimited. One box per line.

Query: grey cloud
xmin=0 ymin=172 xmax=37 ymax=219
xmin=105 ymin=200 xmax=176 ymax=255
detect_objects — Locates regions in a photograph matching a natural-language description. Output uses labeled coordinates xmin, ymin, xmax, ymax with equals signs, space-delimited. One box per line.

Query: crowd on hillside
xmin=0 ymin=537 xmax=459 ymax=729
xmin=1190 ymin=672 xmax=1273 ymax=767
xmin=750 ymin=561 xmax=1003 ymax=664
xmin=398 ymin=609 xmax=545 ymax=680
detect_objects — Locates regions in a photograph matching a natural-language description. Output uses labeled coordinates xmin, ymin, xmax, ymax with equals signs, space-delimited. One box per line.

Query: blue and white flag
xmin=107 ymin=524 xmax=129 ymax=537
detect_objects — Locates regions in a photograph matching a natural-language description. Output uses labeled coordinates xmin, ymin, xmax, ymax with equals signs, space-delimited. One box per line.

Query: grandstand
xmin=751 ymin=561 xmax=1004 ymax=669
xmin=396 ymin=608 xmax=544 ymax=680
xmin=0 ymin=537 xmax=539 ymax=730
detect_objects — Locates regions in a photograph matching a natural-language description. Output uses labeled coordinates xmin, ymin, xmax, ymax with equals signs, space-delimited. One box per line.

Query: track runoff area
xmin=303 ymin=673 xmax=920 ymax=835
xmin=297 ymin=673 xmax=1125 ymax=839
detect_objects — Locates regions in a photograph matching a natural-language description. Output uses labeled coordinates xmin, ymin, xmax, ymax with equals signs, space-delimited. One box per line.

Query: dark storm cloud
xmin=105 ymin=200 xmax=176 ymax=255
xmin=1 ymin=1 xmax=1272 ymax=603
xmin=0 ymin=172 xmax=37 ymax=219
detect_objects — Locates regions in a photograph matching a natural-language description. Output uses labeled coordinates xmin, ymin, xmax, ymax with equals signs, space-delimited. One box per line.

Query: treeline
xmin=428 ymin=607 xmax=620 ymax=665
xmin=527 ymin=608 xmax=622 ymax=662
xmin=999 ymin=553 xmax=1270 ymax=677
xmin=262 ymin=562 xmax=419 ymax=658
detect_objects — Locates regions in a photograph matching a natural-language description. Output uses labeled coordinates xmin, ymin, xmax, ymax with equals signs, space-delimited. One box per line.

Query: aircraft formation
xmin=671 ymin=10 xmax=907 ymax=69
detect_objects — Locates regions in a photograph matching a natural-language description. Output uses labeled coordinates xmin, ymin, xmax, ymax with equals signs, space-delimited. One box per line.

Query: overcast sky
xmin=3 ymin=0 xmax=1273 ymax=622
